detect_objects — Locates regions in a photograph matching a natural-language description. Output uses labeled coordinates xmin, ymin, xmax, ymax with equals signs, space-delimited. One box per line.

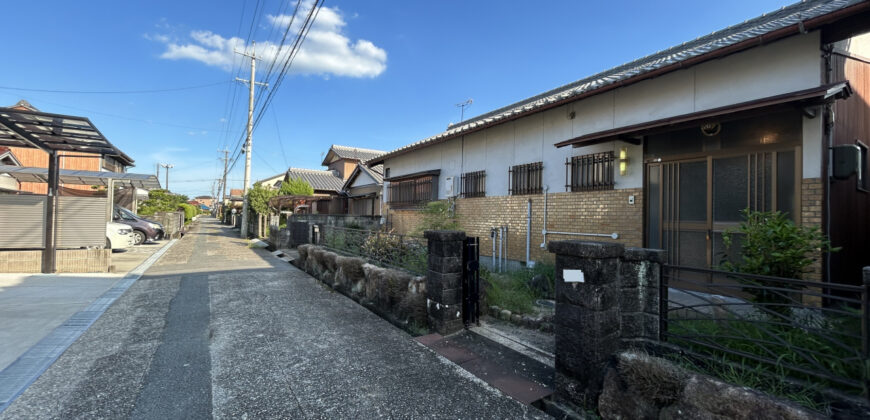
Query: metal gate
xmin=462 ymin=236 xmax=480 ymax=327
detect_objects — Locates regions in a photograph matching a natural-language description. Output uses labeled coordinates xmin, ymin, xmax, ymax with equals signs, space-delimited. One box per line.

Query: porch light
xmin=619 ymin=147 xmax=630 ymax=176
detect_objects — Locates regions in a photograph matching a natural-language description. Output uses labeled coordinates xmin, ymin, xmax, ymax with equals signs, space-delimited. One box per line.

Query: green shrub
xmin=279 ymin=177 xmax=314 ymax=196
xmin=178 ymin=203 xmax=197 ymax=221
xmin=413 ymin=201 xmax=458 ymax=234
xmin=721 ymin=209 xmax=837 ymax=279
xmin=138 ymin=189 xmax=188 ymax=216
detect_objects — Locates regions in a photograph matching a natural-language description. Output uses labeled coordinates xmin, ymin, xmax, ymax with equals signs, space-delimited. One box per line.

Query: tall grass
xmin=483 ymin=262 xmax=555 ymax=314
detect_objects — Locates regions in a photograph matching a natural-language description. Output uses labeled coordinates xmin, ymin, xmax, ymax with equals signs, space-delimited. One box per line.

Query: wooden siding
xmin=829 ymin=52 xmax=870 ymax=285
xmin=7 ymin=148 xmax=103 ymax=193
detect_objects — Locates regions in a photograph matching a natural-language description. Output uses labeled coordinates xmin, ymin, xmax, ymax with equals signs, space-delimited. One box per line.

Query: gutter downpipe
xmin=540 ymin=185 xmax=549 ymax=248
xmin=491 ymin=227 xmax=497 ymax=270
xmin=526 ymin=199 xmax=533 ymax=268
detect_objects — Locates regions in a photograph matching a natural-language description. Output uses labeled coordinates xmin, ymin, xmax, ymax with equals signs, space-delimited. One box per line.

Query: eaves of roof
xmin=368 ymin=0 xmax=869 ymax=166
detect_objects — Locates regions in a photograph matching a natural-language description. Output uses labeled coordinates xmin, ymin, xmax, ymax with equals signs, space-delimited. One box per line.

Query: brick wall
xmin=386 ymin=204 xmax=425 ymax=235
xmin=801 ymin=177 xmax=823 ymax=281
xmin=385 ymin=188 xmax=643 ymax=263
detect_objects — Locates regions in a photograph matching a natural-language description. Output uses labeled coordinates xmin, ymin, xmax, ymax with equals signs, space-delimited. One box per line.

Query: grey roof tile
xmin=284 ymin=167 xmax=344 ymax=192
xmin=371 ymin=0 xmax=864 ymax=164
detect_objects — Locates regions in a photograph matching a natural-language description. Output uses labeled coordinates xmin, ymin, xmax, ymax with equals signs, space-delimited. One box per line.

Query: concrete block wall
xmin=385 ymin=189 xmax=643 ymax=263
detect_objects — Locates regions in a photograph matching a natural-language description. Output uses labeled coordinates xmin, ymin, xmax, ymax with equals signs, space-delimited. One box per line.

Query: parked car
xmin=112 ymin=206 xmax=165 ymax=245
xmin=106 ymin=222 xmax=134 ymax=250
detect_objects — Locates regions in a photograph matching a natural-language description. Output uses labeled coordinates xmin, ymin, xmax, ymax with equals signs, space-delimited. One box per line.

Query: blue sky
xmin=0 ymin=0 xmax=794 ymax=197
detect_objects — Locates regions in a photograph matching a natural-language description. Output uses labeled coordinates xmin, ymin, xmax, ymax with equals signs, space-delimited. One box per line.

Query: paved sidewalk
xmin=1 ymin=218 xmax=547 ymax=419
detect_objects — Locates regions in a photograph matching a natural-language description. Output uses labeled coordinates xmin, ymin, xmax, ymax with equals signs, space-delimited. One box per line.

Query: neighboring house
xmin=254 ymin=172 xmax=286 ymax=190
xmin=369 ymin=0 xmax=870 ymax=285
xmin=342 ymin=163 xmax=384 ymax=216
xmin=194 ymin=195 xmax=214 ymax=208
xmin=321 ymin=144 xmax=385 ymax=181
xmin=0 ymin=146 xmax=21 ymax=193
xmin=282 ymin=167 xmax=345 ymax=214
xmin=4 ymin=100 xmax=135 ymax=194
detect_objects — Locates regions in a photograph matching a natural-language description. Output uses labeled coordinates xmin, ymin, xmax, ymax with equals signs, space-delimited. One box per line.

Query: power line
xmin=0 ymin=81 xmax=230 ymax=94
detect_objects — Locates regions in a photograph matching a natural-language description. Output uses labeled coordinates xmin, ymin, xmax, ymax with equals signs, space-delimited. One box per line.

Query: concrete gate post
xmin=548 ymin=240 xmax=624 ymax=409
xmin=424 ymin=230 xmax=466 ymax=335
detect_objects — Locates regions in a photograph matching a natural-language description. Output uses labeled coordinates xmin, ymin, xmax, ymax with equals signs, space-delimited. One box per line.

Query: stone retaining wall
xmin=296 ymin=244 xmax=428 ymax=332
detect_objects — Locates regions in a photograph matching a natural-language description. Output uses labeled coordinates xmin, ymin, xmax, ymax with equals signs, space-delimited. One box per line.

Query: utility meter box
xmin=832 ymin=144 xmax=862 ymax=180
xmin=444 ymin=176 xmax=455 ymax=197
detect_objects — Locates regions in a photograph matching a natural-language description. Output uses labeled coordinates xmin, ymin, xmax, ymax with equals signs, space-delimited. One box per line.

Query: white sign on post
xmin=564 ymin=269 xmax=585 ymax=283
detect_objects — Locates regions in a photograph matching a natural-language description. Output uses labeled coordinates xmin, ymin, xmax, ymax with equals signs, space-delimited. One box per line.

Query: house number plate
xmin=563 ymin=269 xmax=585 ymax=283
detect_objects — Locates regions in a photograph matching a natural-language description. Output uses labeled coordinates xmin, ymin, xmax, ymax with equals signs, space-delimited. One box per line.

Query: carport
xmin=0 ymin=107 xmax=158 ymax=273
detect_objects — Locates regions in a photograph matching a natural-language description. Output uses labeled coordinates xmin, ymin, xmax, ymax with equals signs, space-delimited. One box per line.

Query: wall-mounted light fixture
xmin=619 ymin=147 xmax=630 ymax=176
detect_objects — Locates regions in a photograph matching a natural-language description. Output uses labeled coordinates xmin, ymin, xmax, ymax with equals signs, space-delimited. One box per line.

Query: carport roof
xmin=0 ymin=107 xmax=134 ymax=165
xmin=0 ymin=165 xmax=161 ymax=189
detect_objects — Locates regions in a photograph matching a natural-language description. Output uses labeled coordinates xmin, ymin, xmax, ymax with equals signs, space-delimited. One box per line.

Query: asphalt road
xmin=1 ymin=218 xmax=547 ymax=419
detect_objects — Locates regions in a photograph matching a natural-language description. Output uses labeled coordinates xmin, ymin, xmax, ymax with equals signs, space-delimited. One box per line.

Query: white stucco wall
xmin=385 ymin=32 xmax=823 ymax=198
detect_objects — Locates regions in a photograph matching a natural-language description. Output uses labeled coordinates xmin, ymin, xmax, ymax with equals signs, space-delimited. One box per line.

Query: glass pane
xmin=678 ymin=231 xmax=707 ymax=268
xmin=777 ymin=151 xmax=795 ymax=219
xmin=679 ymin=161 xmax=707 ymax=222
xmin=713 ymin=156 xmax=748 ymax=222
xmin=647 ymin=165 xmax=661 ymax=249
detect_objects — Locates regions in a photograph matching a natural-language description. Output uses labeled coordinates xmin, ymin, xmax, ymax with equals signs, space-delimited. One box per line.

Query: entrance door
xmin=647 ymin=149 xmax=799 ymax=270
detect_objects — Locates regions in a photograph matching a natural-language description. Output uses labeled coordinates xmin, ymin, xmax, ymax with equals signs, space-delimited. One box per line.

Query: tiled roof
xmin=322 ymin=144 xmax=385 ymax=165
xmin=255 ymin=171 xmax=286 ymax=188
xmin=369 ymin=0 xmax=865 ymax=165
xmin=343 ymin=163 xmax=384 ymax=190
xmin=229 ymin=188 xmax=243 ymax=197
xmin=285 ymin=167 xmax=344 ymax=192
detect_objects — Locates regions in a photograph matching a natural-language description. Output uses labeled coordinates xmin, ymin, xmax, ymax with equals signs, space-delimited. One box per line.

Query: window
xmin=384 ymin=168 xmax=390 ymax=178
xmin=461 ymin=170 xmax=486 ymax=198
xmin=388 ymin=175 xmax=436 ymax=206
xmin=566 ymin=152 xmax=614 ymax=192
xmin=509 ymin=162 xmax=543 ymax=195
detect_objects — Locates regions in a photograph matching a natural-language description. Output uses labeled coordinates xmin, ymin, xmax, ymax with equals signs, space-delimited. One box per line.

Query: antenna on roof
xmin=456 ymin=98 xmax=473 ymax=122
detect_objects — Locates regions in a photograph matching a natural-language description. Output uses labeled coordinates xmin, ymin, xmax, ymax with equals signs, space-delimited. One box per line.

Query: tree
xmin=247 ymin=182 xmax=278 ymax=216
xmin=138 ymin=189 xmax=189 ymax=216
xmin=279 ymin=177 xmax=314 ymax=196
xmin=413 ymin=201 xmax=459 ymax=234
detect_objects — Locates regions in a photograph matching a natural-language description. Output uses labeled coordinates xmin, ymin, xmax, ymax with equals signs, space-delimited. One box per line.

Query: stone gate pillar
xmin=424 ymin=230 xmax=466 ymax=335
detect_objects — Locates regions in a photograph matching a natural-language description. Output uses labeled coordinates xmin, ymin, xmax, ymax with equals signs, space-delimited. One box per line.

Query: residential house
xmin=342 ymin=163 xmax=384 ymax=216
xmin=281 ymin=167 xmax=346 ymax=214
xmin=0 ymin=146 xmax=21 ymax=192
xmin=369 ymin=0 xmax=870 ymax=285
xmin=321 ymin=144 xmax=385 ymax=181
xmin=193 ymin=195 xmax=214 ymax=208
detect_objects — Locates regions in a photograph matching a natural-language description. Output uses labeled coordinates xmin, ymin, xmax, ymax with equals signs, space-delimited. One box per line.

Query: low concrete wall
xmin=599 ymin=352 xmax=823 ymax=420
xmin=296 ymin=244 xmax=427 ymax=332
xmin=0 ymin=249 xmax=110 ymax=273
xmin=152 ymin=211 xmax=185 ymax=238
xmin=289 ymin=214 xmax=381 ymax=230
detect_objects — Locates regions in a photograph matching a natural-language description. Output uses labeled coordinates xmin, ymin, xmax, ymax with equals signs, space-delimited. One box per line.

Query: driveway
xmin=0 ymin=218 xmax=546 ymax=419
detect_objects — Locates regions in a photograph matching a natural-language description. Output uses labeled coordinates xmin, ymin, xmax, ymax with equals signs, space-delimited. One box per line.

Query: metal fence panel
xmin=57 ymin=196 xmax=107 ymax=248
xmin=0 ymin=195 xmax=46 ymax=248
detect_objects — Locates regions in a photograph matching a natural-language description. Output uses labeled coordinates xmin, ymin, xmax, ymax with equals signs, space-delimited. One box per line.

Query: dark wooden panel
xmin=829 ymin=53 xmax=870 ymax=285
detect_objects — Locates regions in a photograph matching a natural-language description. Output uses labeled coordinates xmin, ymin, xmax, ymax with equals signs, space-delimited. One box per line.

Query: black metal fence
xmin=660 ymin=265 xmax=868 ymax=403
xmin=316 ymin=225 xmax=428 ymax=275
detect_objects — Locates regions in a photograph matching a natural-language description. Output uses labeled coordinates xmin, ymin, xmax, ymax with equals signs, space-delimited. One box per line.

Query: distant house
xmin=3 ymin=100 xmax=135 ymax=194
xmin=193 ymin=195 xmax=214 ymax=208
xmin=0 ymin=146 xmax=21 ymax=193
xmin=282 ymin=167 xmax=346 ymax=214
xmin=369 ymin=0 xmax=870 ymax=285
xmin=253 ymin=172 xmax=286 ymax=190
xmin=321 ymin=145 xmax=385 ymax=181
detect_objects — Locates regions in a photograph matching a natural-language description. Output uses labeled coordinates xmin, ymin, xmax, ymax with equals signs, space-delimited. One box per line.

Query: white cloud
xmin=151 ymin=3 xmax=386 ymax=78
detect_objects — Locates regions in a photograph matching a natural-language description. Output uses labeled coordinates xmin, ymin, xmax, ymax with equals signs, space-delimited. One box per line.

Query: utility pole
xmin=161 ymin=163 xmax=174 ymax=191
xmin=218 ymin=148 xmax=229 ymax=204
xmin=235 ymin=42 xmax=268 ymax=238
xmin=156 ymin=163 xmax=161 ymax=186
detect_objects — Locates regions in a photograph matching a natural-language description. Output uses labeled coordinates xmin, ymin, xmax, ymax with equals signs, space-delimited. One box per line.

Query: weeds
xmin=482 ymin=262 xmax=555 ymax=314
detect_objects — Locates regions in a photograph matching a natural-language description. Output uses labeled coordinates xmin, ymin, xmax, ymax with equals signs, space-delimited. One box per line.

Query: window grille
xmin=460 ymin=170 xmax=486 ymax=198
xmin=509 ymin=162 xmax=543 ymax=195
xmin=566 ymin=152 xmax=614 ymax=191
xmin=388 ymin=175 xmax=436 ymax=206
